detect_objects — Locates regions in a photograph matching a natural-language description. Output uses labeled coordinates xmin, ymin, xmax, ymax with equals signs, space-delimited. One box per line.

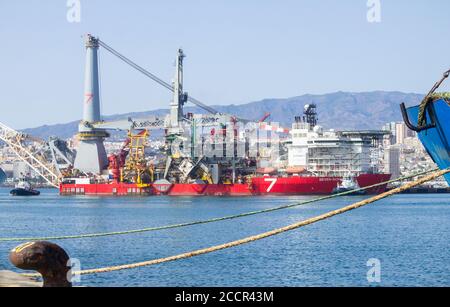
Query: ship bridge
xmin=338 ymin=130 xmax=391 ymax=147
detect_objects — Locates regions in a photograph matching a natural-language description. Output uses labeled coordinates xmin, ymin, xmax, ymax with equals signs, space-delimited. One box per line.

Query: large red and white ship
xmin=60 ymin=102 xmax=390 ymax=196
xmin=57 ymin=34 xmax=390 ymax=196
xmin=60 ymin=174 xmax=390 ymax=196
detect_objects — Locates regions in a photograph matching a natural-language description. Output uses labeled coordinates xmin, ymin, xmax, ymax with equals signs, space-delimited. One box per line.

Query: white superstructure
xmin=288 ymin=120 xmax=373 ymax=177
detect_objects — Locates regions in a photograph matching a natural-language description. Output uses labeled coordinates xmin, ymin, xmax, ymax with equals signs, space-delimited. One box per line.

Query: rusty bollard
xmin=9 ymin=241 xmax=72 ymax=287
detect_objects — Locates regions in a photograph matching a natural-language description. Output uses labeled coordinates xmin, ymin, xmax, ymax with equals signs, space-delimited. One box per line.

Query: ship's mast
xmin=303 ymin=104 xmax=318 ymax=129
xmin=169 ymin=49 xmax=188 ymax=135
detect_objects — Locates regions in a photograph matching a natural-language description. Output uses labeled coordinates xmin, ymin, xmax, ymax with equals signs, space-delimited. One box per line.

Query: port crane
xmin=97 ymin=39 xmax=220 ymax=116
xmin=73 ymin=34 xmax=258 ymax=178
xmin=83 ymin=36 xmax=244 ymax=133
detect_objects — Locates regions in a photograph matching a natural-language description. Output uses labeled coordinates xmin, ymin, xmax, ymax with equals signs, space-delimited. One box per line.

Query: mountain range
xmin=22 ymin=91 xmax=424 ymax=140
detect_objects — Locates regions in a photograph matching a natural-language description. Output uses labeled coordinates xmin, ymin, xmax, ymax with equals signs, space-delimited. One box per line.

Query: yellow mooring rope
xmin=0 ymin=168 xmax=440 ymax=243
xmin=21 ymin=167 xmax=450 ymax=277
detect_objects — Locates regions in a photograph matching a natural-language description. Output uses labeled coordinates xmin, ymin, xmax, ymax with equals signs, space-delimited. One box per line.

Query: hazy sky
xmin=1 ymin=0 xmax=450 ymax=129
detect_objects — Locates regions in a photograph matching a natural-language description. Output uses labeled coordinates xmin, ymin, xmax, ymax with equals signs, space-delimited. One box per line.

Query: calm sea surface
xmin=0 ymin=187 xmax=449 ymax=287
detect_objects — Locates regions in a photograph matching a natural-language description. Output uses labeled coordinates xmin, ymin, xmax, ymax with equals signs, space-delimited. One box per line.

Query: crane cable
xmin=97 ymin=39 xmax=219 ymax=115
xmin=0 ymin=167 xmax=440 ymax=243
xmin=20 ymin=167 xmax=450 ymax=277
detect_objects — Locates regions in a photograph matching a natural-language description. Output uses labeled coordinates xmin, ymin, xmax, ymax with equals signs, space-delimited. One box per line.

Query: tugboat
xmin=10 ymin=181 xmax=40 ymax=196
xmin=332 ymin=174 xmax=366 ymax=195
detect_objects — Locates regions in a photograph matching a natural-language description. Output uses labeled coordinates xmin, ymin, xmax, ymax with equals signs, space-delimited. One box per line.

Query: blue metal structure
xmin=402 ymin=98 xmax=450 ymax=184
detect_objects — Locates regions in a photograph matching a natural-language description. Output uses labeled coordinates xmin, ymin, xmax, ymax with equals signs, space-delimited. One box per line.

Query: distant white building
xmin=395 ymin=123 xmax=407 ymax=145
xmin=382 ymin=122 xmax=415 ymax=145
xmin=384 ymin=145 xmax=401 ymax=179
xmin=13 ymin=161 xmax=33 ymax=179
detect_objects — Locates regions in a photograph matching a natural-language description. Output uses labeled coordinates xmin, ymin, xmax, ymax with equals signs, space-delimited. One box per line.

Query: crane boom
xmin=0 ymin=122 xmax=59 ymax=187
xmin=97 ymin=39 xmax=220 ymax=115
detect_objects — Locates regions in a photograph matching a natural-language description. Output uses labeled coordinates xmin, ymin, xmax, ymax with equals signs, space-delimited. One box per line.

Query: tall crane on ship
xmin=73 ymin=34 xmax=251 ymax=176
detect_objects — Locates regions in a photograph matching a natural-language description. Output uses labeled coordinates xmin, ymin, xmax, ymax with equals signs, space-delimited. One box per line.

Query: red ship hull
xmin=251 ymin=174 xmax=391 ymax=195
xmin=60 ymin=182 xmax=153 ymax=196
xmin=60 ymin=174 xmax=390 ymax=196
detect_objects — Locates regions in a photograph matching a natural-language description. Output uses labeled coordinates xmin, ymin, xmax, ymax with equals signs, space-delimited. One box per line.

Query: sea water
xmin=0 ymin=188 xmax=449 ymax=287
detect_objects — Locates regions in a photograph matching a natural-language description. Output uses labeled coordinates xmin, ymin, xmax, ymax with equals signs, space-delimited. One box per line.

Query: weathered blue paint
xmin=406 ymin=98 xmax=450 ymax=184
